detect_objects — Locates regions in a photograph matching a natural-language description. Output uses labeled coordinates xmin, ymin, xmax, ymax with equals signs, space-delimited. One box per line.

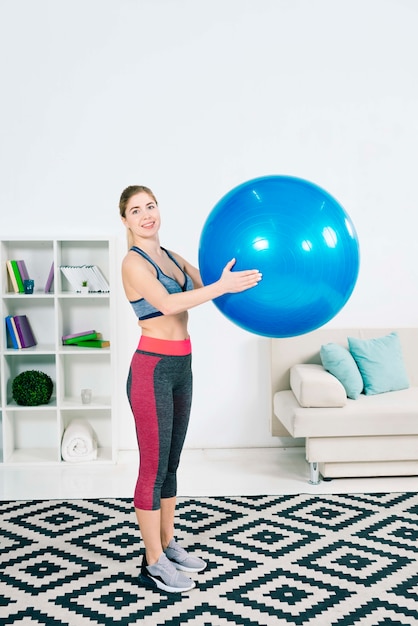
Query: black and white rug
xmin=1 ymin=493 xmax=417 ymax=625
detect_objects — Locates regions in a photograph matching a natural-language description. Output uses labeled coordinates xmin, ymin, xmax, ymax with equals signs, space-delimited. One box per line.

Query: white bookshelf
xmin=0 ymin=238 xmax=117 ymax=465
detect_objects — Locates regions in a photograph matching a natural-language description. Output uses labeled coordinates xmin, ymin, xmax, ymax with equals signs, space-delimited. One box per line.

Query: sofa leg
xmin=309 ymin=462 xmax=320 ymax=485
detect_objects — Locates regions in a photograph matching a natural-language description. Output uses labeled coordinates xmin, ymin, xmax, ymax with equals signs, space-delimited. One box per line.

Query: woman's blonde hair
xmin=119 ymin=185 xmax=158 ymax=249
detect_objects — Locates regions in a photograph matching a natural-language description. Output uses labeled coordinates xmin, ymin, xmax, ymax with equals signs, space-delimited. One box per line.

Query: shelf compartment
xmin=57 ymin=240 xmax=110 ymax=294
xmin=57 ymin=352 xmax=111 ymax=404
xmin=1 ymin=240 xmax=54 ymax=295
xmin=4 ymin=353 xmax=56 ymax=405
xmin=60 ymin=409 xmax=113 ymax=463
xmin=3 ymin=297 xmax=55 ymax=350
xmin=57 ymin=298 xmax=111 ymax=341
xmin=3 ymin=408 xmax=60 ymax=464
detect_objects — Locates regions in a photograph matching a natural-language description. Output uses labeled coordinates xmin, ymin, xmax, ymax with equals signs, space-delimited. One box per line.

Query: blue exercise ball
xmin=198 ymin=175 xmax=360 ymax=338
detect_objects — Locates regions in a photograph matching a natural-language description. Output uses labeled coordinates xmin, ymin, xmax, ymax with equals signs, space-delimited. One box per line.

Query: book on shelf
xmin=59 ymin=265 xmax=110 ymax=293
xmin=74 ymin=339 xmax=110 ymax=348
xmin=6 ymin=261 xmax=19 ymax=293
xmin=4 ymin=314 xmax=37 ymax=349
xmin=5 ymin=316 xmax=20 ymax=349
xmin=44 ymin=262 xmax=54 ymax=293
xmin=6 ymin=260 xmax=21 ymax=293
xmin=10 ymin=260 xmax=25 ymax=292
xmin=89 ymin=265 xmax=110 ymax=292
xmin=6 ymin=259 xmax=30 ymax=293
xmin=62 ymin=330 xmax=101 ymax=345
xmin=13 ymin=314 xmax=37 ymax=348
xmin=10 ymin=316 xmax=23 ymax=348
xmin=17 ymin=260 xmax=29 ymax=283
xmin=62 ymin=329 xmax=96 ymax=341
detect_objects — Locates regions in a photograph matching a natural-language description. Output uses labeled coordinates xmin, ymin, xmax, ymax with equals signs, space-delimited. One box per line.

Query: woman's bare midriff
xmin=138 ymin=310 xmax=190 ymax=341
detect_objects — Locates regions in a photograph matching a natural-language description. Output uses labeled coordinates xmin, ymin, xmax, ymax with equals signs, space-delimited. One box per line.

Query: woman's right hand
xmin=219 ymin=258 xmax=262 ymax=294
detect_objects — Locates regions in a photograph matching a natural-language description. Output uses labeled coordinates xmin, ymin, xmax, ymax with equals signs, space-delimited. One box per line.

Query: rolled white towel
xmin=61 ymin=419 xmax=98 ymax=462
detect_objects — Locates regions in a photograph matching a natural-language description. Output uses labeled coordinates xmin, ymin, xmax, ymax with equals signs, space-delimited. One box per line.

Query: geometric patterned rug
xmin=1 ymin=493 xmax=417 ymax=625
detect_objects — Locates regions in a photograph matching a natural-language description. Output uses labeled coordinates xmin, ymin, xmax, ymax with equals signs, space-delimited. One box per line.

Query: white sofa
xmin=270 ymin=327 xmax=418 ymax=484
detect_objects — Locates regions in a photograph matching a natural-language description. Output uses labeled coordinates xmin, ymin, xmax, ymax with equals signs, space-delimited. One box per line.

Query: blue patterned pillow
xmin=320 ymin=343 xmax=363 ymax=399
xmin=348 ymin=332 xmax=409 ymax=395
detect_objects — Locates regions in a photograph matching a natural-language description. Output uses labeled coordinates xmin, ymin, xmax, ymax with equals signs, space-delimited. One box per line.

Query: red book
xmin=13 ymin=315 xmax=37 ymax=348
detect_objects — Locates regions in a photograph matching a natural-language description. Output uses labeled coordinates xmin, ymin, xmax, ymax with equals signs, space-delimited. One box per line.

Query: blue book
xmin=5 ymin=316 xmax=19 ymax=349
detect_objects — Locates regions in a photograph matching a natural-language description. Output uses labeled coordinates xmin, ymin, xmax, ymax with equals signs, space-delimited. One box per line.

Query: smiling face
xmin=121 ymin=190 xmax=161 ymax=241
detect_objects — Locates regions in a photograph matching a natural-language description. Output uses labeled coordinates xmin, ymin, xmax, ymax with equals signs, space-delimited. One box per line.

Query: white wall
xmin=1 ymin=0 xmax=418 ymax=451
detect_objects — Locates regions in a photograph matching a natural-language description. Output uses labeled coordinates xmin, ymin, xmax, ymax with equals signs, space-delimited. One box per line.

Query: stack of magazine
xmin=59 ymin=265 xmax=109 ymax=292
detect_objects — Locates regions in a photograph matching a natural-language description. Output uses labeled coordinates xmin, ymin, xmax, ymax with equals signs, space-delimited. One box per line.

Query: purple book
xmin=62 ymin=329 xmax=96 ymax=341
xmin=13 ymin=315 xmax=37 ymax=348
xmin=44 ymin=262 xmax=54 ymax=293
xmin=17 ymin=260 xmax=29 ymax=282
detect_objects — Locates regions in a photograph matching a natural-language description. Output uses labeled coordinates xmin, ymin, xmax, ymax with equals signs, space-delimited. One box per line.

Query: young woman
xmin=119 ymin=185 xmax=262 ymax=593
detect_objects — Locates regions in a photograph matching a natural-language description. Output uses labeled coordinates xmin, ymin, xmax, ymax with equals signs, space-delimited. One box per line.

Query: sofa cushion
xmin=274 ymin=387 xmax=418 ymax=438
xmin=290 ymin=364 xmax=347 ymax=407
xmin=348 ymin=332 xmax=409 ymax=395
xmin=320 ymin=342 xmax=363 ymax=399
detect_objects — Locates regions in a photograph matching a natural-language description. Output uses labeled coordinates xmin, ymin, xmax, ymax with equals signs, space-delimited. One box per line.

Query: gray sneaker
xmin=164 ymin=539 xmax=207 ymax=573
xmin=139 ymin=552 xmax=195 ymax=593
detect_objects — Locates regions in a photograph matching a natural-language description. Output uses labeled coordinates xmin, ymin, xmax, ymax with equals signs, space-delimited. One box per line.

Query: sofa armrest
xmin=290 ymin=364 xmax=347 ymax=407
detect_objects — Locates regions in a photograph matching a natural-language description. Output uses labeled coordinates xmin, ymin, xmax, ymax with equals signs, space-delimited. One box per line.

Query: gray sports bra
xmin=129 ymin=246 xmax=193 ymax=320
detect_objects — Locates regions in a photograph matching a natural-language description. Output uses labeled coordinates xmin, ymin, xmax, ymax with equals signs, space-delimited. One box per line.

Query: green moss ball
xmin=12 ymin=370 xmax=53 ymax=406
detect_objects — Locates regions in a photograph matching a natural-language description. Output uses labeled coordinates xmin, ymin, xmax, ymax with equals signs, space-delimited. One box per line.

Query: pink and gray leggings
xmin=127 ymin=336 xmax=192 ymax=511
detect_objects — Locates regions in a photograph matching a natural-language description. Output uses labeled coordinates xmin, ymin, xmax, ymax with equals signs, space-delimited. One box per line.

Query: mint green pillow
xmin=348 ymin=332 xmax=409 ymax=395
xmin=320 ymin=343 xmax=363 ymax=399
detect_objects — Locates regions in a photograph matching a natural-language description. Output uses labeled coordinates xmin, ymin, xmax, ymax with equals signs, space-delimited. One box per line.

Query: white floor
xmin=1 ymin=447 xmax=417 ymax=501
